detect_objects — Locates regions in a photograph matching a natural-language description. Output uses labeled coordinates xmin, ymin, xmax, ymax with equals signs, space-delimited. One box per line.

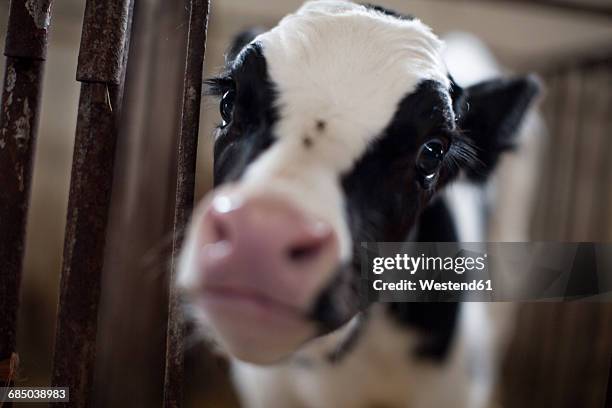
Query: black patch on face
xmin=310 ymin=81 xmax=469 ymax=359
xmin=415 ymin=195 xmax=459 ymax=242
xmin=362 ymin=3 xmax=415 ymax=21
xmin=210 ymin=43 xmax=279 ymax=185
xmin=448 ymin=75 xmax=466 ymax=121
xmin=341 ymin=80 xmax=467 ymax=249
xmin=386 ymin=197 xmax=460 ymax=361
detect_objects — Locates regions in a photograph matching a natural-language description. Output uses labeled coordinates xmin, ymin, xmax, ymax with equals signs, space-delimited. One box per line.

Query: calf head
xmin=178 ymin=0 xmax=539 ymax=364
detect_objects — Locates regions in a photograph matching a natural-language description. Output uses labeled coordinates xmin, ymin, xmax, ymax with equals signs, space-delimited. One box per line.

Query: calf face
xmin=178 ymin=0 xmax=539 ymax=364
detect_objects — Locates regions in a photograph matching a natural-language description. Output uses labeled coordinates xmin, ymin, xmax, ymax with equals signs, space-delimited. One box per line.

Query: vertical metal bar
xmin=0 ymin=0 xmax=53 ymax=385
xmin=50 ymin=1 xmax=133 ymax=406
xmin=163 ymin=1 xmax=210 ymax=407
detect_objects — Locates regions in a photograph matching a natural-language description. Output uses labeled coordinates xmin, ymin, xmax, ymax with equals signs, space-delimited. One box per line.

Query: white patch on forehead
xmin=256 ymin=0 xmax=449 ymax=171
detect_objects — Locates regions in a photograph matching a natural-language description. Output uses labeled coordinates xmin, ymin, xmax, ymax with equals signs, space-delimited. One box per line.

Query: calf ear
xmin=456 ymin=75 xmax=541 ymax=181
xmin=226 ymin=27 xmax=266 ymax=64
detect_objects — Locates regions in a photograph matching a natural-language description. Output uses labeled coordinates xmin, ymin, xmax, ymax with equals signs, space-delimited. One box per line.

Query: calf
xmin=178 ymin=1 xmax=540 ymax=407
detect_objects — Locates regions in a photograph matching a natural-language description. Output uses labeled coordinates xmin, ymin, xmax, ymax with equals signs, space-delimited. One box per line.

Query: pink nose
xmin=196 ymin=191 xmax=339 ymax=310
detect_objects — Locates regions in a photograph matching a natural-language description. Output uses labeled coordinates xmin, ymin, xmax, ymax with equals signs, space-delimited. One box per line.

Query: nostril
xmin=287 ymin=239 xmax=326 ymax=262
xmin=200 ymin=212 xmax=234 ymax=265
xmin=212 ymin=215 xmax=230 ymax=242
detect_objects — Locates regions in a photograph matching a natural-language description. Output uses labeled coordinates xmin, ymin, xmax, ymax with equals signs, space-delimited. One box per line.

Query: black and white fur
xmin=178 ymin=1 xmax=540 ymax=407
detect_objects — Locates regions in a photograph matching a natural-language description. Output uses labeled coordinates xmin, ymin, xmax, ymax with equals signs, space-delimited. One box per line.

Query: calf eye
xmin=416 ymin=139 xmax=445 ymax=181
xmin=220 ymin=90 xmax=236 ymax=126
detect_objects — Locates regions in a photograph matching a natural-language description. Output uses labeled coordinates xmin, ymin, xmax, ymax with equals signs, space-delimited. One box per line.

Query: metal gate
xmin=1 ymin=0 xmax=210 ymax=406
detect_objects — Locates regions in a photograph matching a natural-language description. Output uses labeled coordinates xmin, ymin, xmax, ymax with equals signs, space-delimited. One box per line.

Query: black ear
xmin=456 ymin=75 xmax=541 ymax=181
xmin=226 ymin=27 xmax=266 ymax=65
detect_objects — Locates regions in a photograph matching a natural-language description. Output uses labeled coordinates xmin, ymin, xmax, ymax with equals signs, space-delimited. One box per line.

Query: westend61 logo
xmin=372 ymin=253 xmax=488 ymax=275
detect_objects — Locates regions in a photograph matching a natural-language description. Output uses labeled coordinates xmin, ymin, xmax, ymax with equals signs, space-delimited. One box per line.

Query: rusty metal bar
xmin=163 ymin=0 xmax=211 ymax=407
xmin=4 ymin=0 xmax=52 ymax=60
xmin=77 ymin=0 xmax=131 ymax=84
xmin=50 ymin=0 xmax=133 ymax=406
xmin=0 ymin=0 xmax=53 ymax=387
